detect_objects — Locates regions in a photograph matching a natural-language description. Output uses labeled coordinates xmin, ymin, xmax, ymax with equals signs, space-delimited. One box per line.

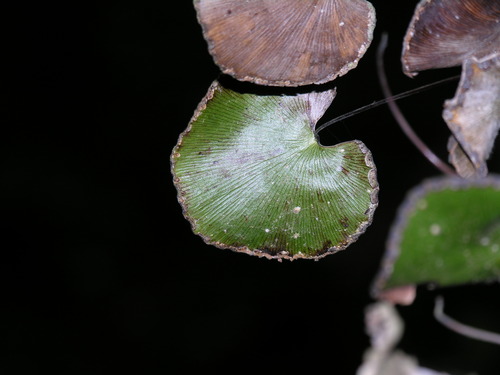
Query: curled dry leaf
xmin=402 ymin=0 xmax=500 ymax=76
xmin=171 ymin=81 xmax=378 ymax=260
xmin=401 ymin=0 xmax=500 ymax=178
xmin=444 ymin=53 xmax=500 ymax=178
xmin=194 ymin=0 xmax=376 ymax=86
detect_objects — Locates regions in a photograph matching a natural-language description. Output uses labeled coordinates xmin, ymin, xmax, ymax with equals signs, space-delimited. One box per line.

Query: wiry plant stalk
xmin=435 ymin=296 xmax=500 ymax=345
xmin=376 ymin=33 xmax=456 ymax=176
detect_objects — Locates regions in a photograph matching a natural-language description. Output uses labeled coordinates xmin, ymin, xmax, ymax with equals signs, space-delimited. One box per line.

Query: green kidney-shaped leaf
xmin=171 ymin=81 xmax=378 ymax=260
xmin=373 ymin=176 xmax=500 ymax=297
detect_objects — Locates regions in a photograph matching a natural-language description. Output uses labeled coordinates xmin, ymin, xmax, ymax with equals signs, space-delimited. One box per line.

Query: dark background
xmin=3 ymin=1 xmax=500 ymax=373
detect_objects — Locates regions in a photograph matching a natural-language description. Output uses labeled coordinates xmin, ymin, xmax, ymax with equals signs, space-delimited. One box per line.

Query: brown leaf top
xmin=402 ymin=0 xmax=500 ymax=76
xmin=195 ymin=0 xmax=376 ymax=86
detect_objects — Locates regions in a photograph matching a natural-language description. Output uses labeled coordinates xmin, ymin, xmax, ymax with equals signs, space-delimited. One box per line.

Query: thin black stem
xmin=314 ymin=75 xmax=458 ymax=135
xmin=376 ymin=33 xmax=456 ymax=176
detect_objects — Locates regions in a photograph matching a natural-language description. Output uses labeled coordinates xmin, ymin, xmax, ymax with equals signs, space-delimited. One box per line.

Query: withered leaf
xmin=444 ymin=53 xmax=500 ymax=178
xmin=195 ymin=0 xmax=376 ymax=86
xmin=402 ymin=0 xmax=500 ymax=76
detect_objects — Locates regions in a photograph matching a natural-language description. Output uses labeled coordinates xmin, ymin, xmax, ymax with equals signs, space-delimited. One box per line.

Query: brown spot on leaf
xmin=198 ymin=147 xmax=212 ymax=156
xmin=340 ymin=217 xmax=350 ymax=228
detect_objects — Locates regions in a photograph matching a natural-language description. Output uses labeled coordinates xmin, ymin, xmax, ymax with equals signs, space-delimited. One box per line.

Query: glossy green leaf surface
xmin=171 ymin=81 xmax=378 ymax=260
xmin=374 ymin=176 xmax=500 ymax=294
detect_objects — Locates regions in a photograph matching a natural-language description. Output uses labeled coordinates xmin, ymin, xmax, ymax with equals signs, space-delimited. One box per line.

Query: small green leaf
xmin=373 ymin=176 xmax=500 ymax=296
xmin=171 ymin=81 xmax=378 ymax=260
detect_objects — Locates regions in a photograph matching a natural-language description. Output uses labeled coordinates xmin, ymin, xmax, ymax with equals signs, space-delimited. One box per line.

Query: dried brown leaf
xmin=444 ymin=53 xmax=500 ymax=178
xmin=402 ymin=0 xmax=500 ymax=76
xmin=195 ymin=0 xmax=375 ymax=86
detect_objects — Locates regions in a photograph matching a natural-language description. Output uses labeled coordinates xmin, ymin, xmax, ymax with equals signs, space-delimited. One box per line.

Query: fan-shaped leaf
xmin=171 ymin=81 xmax=378 ymax=260
xmin=195 ymin=0 xmax=376 ymax=86
xmin=402 ymin=0 xmax=500 ymax=76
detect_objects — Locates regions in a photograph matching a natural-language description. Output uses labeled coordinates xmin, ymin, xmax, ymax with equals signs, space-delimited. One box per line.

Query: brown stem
xmin=434 ymin=296 xmax=500 ymax=345
xmin=376 ymin=33 xmax=456 ymax=176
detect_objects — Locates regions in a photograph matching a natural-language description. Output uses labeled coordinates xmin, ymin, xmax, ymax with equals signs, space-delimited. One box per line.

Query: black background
xmin=3 ymin=1 xmax=500 ymax=374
